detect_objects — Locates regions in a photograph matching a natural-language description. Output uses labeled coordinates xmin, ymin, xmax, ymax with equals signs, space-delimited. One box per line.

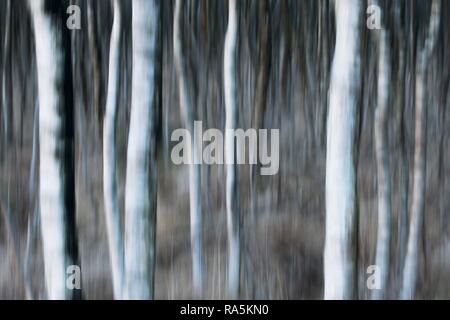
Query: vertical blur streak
xmin=124 ymin=0 xmax=159 ymax=300
xmin=401 ymin=0 xmax=441 ymax=300
xmin=250 ymin=0 xmax=271 ymax=221
xmin=373 ymin=22 xmax=392 ymax=300
xmin=224 ymin=0 xmax=240 ymax=300
xmin=103 ymin=0 xmax=124 ymax=300
xmin=324 ymin=0 xmax=360 ymax=300
xmin=173 ymin=0 xmax=204 ymax=297
xmin=1 ymin=0 xmax=11 ymax=145
xmin=30 ymin=0 xmax=81 ymax=300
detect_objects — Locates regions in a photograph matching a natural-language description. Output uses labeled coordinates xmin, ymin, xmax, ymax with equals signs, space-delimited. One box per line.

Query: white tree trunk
xmin=124 ymin=0 xmax=159 ymax=300
xmin=103 ymin=0 xmax=124 ymax=300
xmin=224 ymin=0 xmax=240 ymax=299
xmin=372 ymin=28 xmax=391 ymax=300
xmin=30 ymin=0 xmax=80 ymax=300
xmin=173 ymin=0 xmax=203 ymax=296
xmin=401 ymin=0 xmax=441 ymax=300
xmin=324 ymin=0 xmax=360 ymax=300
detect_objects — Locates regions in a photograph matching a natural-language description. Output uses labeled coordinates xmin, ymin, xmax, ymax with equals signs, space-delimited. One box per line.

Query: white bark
xmin=173 ymin=0 xmax=203 ymax=296
xmin=401 ymin=0 xmax=441 ymax=300
xmin=30 ymin=0 xmax=80 ymax=299
xmin=324 ymin=0 xmax=360 ymax=300
xmin=224 ymin=0 xmax=240 ymax=299
xmin=372 ymin=28 xmax=391 ymax=300
xmin=103 ymin=0 xmax=124 ymax=300
xmin=124 ymin=0 xmax=159 ymax=300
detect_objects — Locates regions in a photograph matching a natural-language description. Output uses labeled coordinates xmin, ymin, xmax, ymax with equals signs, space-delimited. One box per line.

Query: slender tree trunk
xmin=396 ymin=3 xmax=409 ymax=287
xmin=173 ymin=0 xmax=203 ymax=296
xmin=30 ymin=0 xmax=81 ymax=300
xmin=23 ymin=100 xmax=40 ymax=300
xmin=401 ymin=0 xmax=441 ymax=300
xmin=324 ymin=0 xmax=361 ymax=300
xmin=103 ymin=0 xmax=124 ymax=300
xmin=224 ymin=0 xmax=240 ymax=299
xmin=250 ymin=0 xmax=271 ymax=219
xmin=124 ymin=0 xmax=159 ymax=300
xmin=372 ymin=27 xmax=391 ymax=300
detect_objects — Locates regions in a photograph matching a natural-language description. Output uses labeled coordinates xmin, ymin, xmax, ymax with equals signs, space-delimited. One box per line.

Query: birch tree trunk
xmin=401 ymin=0 xmax=441 ymax=300
xmin=173 ymin=0 xmax=203 ymax=296
xmin=30 ymin=0 xmax=81 ymax=300
xmin=372 ymin=27 xmax=391 ymax=300
xmin=324 ymin=0 xmax=361 ymax=300
xmin=224 ymin=0 xmax=240 ymax=299
xmin=124 ymin=0 xmax=159 ymax=300
xmin=103 ymin=0 xmax=124 ymax=300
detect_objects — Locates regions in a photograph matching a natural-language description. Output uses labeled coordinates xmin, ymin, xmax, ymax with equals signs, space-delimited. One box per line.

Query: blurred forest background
xmin=0 ymin=0 xmax=450 ymax=300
